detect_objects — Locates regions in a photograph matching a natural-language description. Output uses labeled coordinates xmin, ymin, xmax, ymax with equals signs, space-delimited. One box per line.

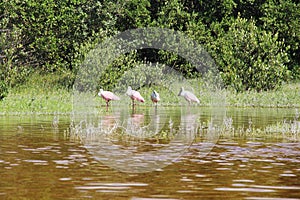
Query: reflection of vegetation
xmin=216 ymin=111 xmax=300 ymax=141
xmin=265 ymin=119 xmax=300 ymax=138
xmin=70 ymin=117 xmax=300 ymax=142
xmin=68 ymin=107 xmax=300 ymax=144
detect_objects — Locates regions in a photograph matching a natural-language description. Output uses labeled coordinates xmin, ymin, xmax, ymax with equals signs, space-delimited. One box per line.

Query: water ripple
xmin=75 ymin=182 xmax=148 ymax=192
xmin=214 ymin=187 xmax=275 ymax=192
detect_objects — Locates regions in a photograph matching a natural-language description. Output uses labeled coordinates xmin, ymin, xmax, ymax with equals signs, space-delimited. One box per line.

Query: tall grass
xmin=0 ymin=72 xmax=72 ymax=115
xmin=225 ymin=82 xmax=300 ymax=108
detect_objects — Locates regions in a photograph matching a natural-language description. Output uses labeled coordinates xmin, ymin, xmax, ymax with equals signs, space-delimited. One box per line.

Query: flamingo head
xmin=178 ymin=87 xmax=184 ymax=96
xmin=153 ymin=90 xmax=159 ymax=97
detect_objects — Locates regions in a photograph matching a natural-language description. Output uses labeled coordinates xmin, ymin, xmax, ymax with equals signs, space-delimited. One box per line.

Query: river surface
xmin=0 ymin=107 xmax=299 ymax=199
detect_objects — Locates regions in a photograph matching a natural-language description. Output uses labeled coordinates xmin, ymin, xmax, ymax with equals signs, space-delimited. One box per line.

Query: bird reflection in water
xmin=125 ymin=113 xmax=145 ymax=137
xmin=98 ymin=113 xmax=120 ymax=134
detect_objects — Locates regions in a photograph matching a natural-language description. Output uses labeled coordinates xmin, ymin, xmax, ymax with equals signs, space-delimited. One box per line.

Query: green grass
xmin=225 ymin=82 xmax=300 ymax=108
xmin=0 ymin=73 xmax=299 ymax=115
xmin=0 ymin=73 xmax=72 ymax=115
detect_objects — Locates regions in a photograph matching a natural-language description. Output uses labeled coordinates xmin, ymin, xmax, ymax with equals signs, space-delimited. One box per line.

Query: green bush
xmin=0 ymin=81 xmax=8 ymax=100
xmin=260 ymin=0 xmax=300 ymax=80
xmin=0 ymin=0 xmax=119 ymax=73
xmin=1 ymin=0 xmax=298 ymax=96
xmin=0 ymin=0 xmax=121 ymax=96
xmin=0 ymin=21 xmax=31 ymax=99
xmin=209 ymin=17 xmax=289 ymax=92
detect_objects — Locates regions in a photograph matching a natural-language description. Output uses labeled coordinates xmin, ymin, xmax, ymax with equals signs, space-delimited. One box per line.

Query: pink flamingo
xmin=151 ymin=90 xmax=160 ymax=107
xmin=98 ymin=89 xmax=120 ymax=111
xmin=178 ymin=87 xmax=200 ymax=105
xmin=126 ymin=86 xmax=145 ymax=109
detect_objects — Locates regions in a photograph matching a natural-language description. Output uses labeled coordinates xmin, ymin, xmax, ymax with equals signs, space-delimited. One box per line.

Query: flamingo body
xmin=151 ymin=90 xmax=160 ymax=103
xmin=126 ymin=86 xmax=145 ymax=103
xmin=98 ymin=89 xmax=120 ymax=102
xmin=178 ymin=87 xmax=200 ymax=104
xmin=98 ymin=89 xmax=120 ymax=111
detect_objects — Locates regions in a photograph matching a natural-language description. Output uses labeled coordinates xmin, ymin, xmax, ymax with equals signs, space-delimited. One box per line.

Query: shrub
xmin=0 ymin=22 xmax=31 ymax=99
xmin=260 ymin=0 xmax=300 ymax=80
xmin=209 ymin=17 xmax=289 ymax=92
xmin=0 ymin=0 xmax=119 ymax=73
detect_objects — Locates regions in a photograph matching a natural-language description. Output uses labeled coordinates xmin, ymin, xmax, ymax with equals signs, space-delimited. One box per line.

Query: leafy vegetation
xmin=1 ymin=0 xmax=299 ymax=100
xmin=209 ymin=16 xmax=289 ymax=91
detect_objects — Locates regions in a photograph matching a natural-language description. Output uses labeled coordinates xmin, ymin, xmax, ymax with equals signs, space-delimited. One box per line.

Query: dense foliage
xmin=209 ymin=17 xmax=289 ymax=91
xmin=1 ymin=0 xmax=299 ymax=99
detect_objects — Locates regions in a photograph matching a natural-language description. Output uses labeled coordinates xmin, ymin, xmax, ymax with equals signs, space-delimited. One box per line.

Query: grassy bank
xmin=225 ymin=82 xmax=300 ymax=108
xmin=0 ymin=73 xmax=299 ymax=115
xmin=0 ymin=73 xmax=72 ymax=115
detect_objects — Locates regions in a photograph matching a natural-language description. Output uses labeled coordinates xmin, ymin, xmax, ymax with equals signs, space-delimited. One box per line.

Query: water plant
xmin=215 ymin=110 xmax=300 ymax=141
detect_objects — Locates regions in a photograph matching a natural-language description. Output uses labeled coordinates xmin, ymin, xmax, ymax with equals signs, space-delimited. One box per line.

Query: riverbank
xmin=0 ymin=74 xmax=299 ymax=115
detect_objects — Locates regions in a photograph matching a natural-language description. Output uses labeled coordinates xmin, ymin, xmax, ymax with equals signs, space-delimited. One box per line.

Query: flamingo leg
xmin=106 ymin=101 xmax=109 ymax=112
xmin=132 ymin=99 xmax=135 ymax=111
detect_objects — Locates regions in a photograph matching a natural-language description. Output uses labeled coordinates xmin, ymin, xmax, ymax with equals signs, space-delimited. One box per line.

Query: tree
xmin=209 ymin=17 xmax=289 ymax=91
xmin=260 ymin=0 xmax=300 ymax=79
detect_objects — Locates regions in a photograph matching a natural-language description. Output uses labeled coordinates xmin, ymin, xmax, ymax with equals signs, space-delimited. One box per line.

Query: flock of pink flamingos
xmin=98 ymin=86 xmax=200 ymax=110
